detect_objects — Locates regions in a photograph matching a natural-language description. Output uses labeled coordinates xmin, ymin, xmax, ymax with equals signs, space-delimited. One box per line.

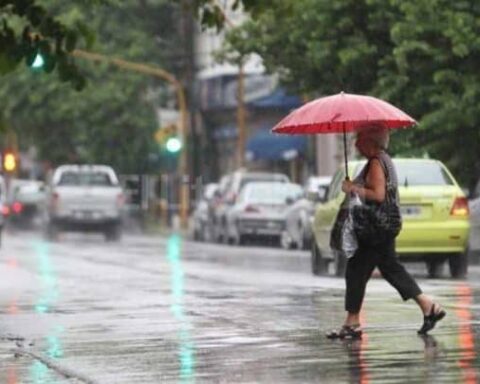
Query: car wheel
xmin=311 ymin=241 xmax=328 ymax=275
xmin=281 ymin=231 xmax=294 ymax=250
xmin=449 ymin=251 xmax=468 ymax=279
xmin=334 ymin=251 xmax=347 ymax=277
xmin=202 ymin=225 xmax=211 ymax=242
xmin=193 ymin=228 xmax=201 ymax=241
xmin=233 ymin=231 xmax=246 ymax=246
xmin=214 ymin=225 xmax=223 ymax=243
xmin=105 ymin=223 xmax=122 ymax=242
xmin=301 ymin=232 xmax=312 ymax=250
xmin=426 ymin=259 xmax=444 ymax=278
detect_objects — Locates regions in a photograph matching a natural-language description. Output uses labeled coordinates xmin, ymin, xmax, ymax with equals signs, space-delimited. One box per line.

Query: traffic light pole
xmin=71 ymin=49 xmax=190 ymax=228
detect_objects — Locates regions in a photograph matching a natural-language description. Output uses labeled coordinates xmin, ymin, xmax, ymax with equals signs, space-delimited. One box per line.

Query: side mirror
xmin=285 ymin=196 xmax=295 ymax=205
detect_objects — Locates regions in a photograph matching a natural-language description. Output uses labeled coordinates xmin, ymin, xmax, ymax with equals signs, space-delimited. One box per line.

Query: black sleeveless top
xmin=355 ymin=151 xmax=400 ymax=209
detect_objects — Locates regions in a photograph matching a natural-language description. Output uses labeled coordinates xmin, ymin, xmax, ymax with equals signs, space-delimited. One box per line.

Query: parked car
xmin=45 ymin=165 xmax=125 ymax=241
xmin=305 ymin=176 xmax=332 ymax=202
xmin=211 ymin=170 xmax=290 ymax=243
xmin=225 ymin=181 xmax=303 ymax=245
xmin=311 ymin=159 xmax=470 ymax=278
xmin=191 ymin=182 xmax=218 ymax=241
xmin=281 ymin=176 xmax=332 ymax=250
xmin=7 ymin=179 xmax=46 ymax=228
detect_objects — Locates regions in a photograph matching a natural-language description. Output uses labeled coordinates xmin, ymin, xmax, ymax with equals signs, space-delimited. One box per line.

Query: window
xmin=327 ymin=170 xmax=344 ymax=201
xmin=395 ymin=162 xmax=454 ymax=186
xmin=245 ymin=183 xmax=303 ymax=204
xmin=58 ymin=172 xmax=115 ymax=186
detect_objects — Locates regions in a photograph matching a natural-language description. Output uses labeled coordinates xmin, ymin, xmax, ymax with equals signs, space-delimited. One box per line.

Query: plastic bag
xmin=330 ymin=194 xmax=361 ymax=259
xmin=342 ymin=194 xmax=362 ymax=258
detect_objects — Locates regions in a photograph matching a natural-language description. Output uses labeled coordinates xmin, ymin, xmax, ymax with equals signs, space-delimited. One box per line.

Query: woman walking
xmin=327 ymin=125 xmax=446 ymax=339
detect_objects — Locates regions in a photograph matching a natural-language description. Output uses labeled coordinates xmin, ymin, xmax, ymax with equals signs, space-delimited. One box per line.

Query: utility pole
xmin=236 ymin=60 xmax=246 ymax=168
xmin=71 ymin=49 xmax=190 ymax=228
xmin=212 ymin=0 xmax=247 ymax=169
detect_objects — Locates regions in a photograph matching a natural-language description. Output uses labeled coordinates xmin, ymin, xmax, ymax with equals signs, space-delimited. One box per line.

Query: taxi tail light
xmin=450 ymin=197 xmax=469 ymax=217
xmin=1 ymin=205 xmax=10 ymax=216
xmin=12 ymin=202 xmax=23 ymax=214
xmin=116 ymin=192 xmax=125 ymax=207
xmin=244 ymin=205 xmax=260 ymax=213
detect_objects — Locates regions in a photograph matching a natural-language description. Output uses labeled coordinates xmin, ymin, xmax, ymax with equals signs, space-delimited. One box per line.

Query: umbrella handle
xmin=343 ymin=125 xmax=349 ymax=180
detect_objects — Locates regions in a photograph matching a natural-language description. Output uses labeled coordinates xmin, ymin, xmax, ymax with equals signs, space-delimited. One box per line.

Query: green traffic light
xmin=166 ymin=137 xmax=182 ymax=153
xmin=31 ymin=53 xmax=45 ymax=69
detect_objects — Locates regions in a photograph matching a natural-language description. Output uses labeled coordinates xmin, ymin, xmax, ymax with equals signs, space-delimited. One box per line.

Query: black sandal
xmin=326 ymin=324 xmax=362 ymax=340
xmin=418 ymin=303 xmax=446 ymax=335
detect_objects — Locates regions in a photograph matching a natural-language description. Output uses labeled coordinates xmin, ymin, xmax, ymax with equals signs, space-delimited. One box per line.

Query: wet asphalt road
xmin=1 ymin=228 xmax=480 ymax=383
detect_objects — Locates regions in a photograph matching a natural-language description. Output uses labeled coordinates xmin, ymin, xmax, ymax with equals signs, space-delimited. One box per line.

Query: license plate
xmin=400 ymin=205 xmax=421 ymax=217
xmin=74 ymin=210 xmax=93 ymax=218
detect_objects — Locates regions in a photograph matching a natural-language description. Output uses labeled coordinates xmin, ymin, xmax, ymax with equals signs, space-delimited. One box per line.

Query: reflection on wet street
xmin=0 ymin=230 xmax=479 ymax=383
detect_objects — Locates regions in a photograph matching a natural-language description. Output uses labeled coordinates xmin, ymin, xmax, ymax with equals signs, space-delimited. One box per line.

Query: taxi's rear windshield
xmin=58 ymin=172 xmax=115 ymax=186
xmin=396 ymin=162 xmax=454 ymax=186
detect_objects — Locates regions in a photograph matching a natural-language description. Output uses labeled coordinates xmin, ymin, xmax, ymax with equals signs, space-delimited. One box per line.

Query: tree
xmin=377 ymin=0 xmax=480 ymax=188
xmin=0 ymin=0 xmax=185 ymax=174
xmin=206 ymin=0 xmax=480 ymax=188
xmin=0 ymin=0 xmax=102 ymax=90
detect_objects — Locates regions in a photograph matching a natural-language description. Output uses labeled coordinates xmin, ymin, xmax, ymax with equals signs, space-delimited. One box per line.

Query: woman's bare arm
xmin=359 ymin=159 xmax=386 ymax=203
xmin=342 ymin=159 xmax=386 ymax=202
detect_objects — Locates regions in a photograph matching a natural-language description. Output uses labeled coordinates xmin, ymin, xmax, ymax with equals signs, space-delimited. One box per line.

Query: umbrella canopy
xmin=271 ymin=92 xmax=416 ymax=179
xmin=272 ymin=92 xmax=416 ymax=134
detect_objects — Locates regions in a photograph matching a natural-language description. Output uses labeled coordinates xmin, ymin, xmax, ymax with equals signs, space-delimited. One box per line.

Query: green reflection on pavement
xmin=30 ymin=361 xmax=50 ymax=384
xmin=33 ymin=242 xmax=59 ymax=314
xmin=30 ymin=242 xmax=64 ymax=383
xmin=167 ymin=234 xmax=195 ymax=383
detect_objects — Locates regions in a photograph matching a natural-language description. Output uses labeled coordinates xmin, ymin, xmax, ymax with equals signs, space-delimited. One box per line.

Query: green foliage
xmin=193 ymin=0 xmax=274 ymax=30
xmin=0 ymin=0 xmax=90 ymax=90
xmin=208 ymin=0 xmax=480 ymax=188
xmin=0 ymin=0 xmax=183 ymax=174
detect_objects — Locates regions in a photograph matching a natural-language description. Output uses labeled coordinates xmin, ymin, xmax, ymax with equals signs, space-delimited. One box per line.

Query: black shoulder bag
xmin=352 ymin=157 xmax=402 ymax=245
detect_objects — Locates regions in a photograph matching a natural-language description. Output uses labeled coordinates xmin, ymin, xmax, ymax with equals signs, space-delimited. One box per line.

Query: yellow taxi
xmin=311 ymin=158 xmax=470 ymax=278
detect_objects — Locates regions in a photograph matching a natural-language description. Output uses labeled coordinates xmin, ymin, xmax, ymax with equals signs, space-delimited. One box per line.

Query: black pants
xmin=345 ymin=237 xmax=422 ymax=313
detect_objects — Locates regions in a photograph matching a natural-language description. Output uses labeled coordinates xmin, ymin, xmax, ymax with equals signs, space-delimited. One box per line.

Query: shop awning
xmin=245 ymin=131 xmax=307 ymax=161
xmin=249 ymin=88 xmax=302 ymax=110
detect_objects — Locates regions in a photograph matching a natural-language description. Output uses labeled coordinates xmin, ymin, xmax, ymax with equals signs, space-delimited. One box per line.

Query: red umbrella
xmin=272 ymin=92 xmax=416 ymax=179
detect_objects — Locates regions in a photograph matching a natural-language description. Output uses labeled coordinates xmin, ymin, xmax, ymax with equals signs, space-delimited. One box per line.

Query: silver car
xmin=191 ymin=182 xmax=218 ymax=241
xmin=281 ymin=176 xmax=332 ymax=250
xmin=225 ymin=182 xmax=303 ymax=245
xmin=212 ymin=170 xmax=290 ymax=243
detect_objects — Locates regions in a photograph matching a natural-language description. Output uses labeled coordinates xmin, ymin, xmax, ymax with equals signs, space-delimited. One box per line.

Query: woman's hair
xmin=359 ymin=124 xmax=390 ymax=149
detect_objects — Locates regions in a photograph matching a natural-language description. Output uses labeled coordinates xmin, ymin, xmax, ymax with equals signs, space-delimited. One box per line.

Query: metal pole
xmin=211 ymin=0 xmax=247 ymax=169
xmin=237 ymin=62 xmax=246 ymax=167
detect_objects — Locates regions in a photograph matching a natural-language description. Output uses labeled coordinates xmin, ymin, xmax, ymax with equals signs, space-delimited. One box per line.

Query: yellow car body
xmin=311 ymin=158 xmax=470 ymax=277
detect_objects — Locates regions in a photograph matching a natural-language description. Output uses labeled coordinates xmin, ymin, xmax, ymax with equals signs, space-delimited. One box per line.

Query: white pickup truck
xmin=46 ymin=165 xmax=124 ymax=241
